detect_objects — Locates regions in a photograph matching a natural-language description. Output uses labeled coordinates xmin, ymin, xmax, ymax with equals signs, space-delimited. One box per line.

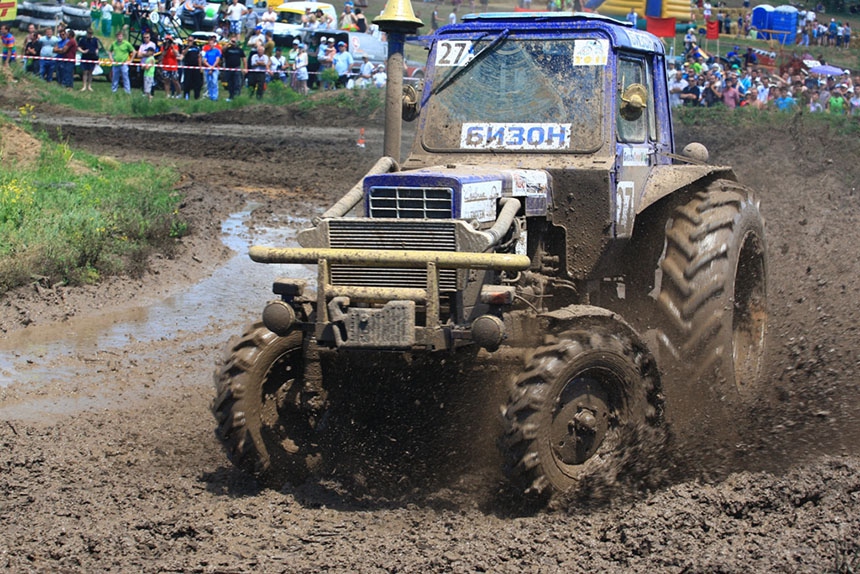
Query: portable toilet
xmin=751 ymin=4 xmax=774 ymax=39
xmin=771 ymin=5 xmax=798 ymax=45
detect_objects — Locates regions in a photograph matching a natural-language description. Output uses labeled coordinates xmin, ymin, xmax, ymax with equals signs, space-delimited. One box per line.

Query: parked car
xmin=178 ymin=0 xmax=267 ymax=31
xmin=271 ymin=1 xmax=336 ymax=41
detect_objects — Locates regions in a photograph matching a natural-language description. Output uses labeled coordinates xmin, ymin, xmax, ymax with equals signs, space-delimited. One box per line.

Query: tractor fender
xmin=637 ymin=164 xmax=737 ymax=215
xmin=540 ymin=305 xmax=645 ymax=348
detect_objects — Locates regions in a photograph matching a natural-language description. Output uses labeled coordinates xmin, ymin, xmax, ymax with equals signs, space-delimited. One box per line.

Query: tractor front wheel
xmin=500 ymin=329 xmax=662 ymax=496
xmin=212 ymin=324 xmax=319 ymax=487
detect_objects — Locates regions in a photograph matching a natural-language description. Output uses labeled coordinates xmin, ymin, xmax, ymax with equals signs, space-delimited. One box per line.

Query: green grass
xmin=0 ymin=117 xmax=185 ymax=294
xmin=2 ymin=62 xmax=385 ymax=116
xmin=674 ymin=102 xmax=860 ymax=136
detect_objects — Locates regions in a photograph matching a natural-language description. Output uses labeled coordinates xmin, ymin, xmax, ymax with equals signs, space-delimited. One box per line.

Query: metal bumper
xmin=249 ymin=246 xmax=531 ymax=348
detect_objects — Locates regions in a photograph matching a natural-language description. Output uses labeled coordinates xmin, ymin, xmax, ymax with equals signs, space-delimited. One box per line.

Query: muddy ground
xmin=1 ymin=100 xmax=860 ymax=573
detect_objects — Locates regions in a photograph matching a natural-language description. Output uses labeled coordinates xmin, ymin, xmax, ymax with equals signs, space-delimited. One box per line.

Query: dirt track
xmin=2 ymin=104 xmax=860 ymax=572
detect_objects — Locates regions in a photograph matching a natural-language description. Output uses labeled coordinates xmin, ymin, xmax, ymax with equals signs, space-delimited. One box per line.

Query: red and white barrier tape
xmin=24 ymin=53 xmax=349 ymax=76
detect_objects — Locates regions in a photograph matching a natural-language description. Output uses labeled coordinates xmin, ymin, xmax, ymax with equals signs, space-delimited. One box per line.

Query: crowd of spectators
xmin=6 ymin=0 xmax=860 ymax=113
xmin=670 ymin=0 xmax=858 ymax=114
xmin=80 ymin=0 xmax=376 ymax=38
xmin=668 ymin=48 xmax=860 ymax=114
xmin=7 ymin=0 xmax=389 ymax=100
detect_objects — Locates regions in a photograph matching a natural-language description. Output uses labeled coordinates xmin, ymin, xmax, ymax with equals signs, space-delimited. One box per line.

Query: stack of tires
xmin=62 ymin=3 xmax=92 ymax=31
xmin=16 ymin=2 xmax=33 ymax=31
xmin=18 ymin=2 xmax=63 ymax=31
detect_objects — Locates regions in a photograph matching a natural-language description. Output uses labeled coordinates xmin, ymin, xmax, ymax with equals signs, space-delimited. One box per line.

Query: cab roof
xmin=434 ymin=12 xmax=665 ymax=55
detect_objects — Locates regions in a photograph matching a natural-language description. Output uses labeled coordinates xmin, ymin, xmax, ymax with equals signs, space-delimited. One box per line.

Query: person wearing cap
xmin=372 ymin=62 xmax=386 ymax=88
xmin=827 ymin=84 xmax=847 ymax=114
xmin=225 ymin=0 xmax=249 ymax=36
xmin=246 ymin=26 xmax=265 ymax=52
xmin=684 ymin=27 xmax=697 ymax=53
xmin=222 ymin=34 xmax=246 ymax=100
xmin=160 ymin=33 xmax=182 ymax=98
xmin=294 ymin=42 xmax=308 ymax=94
xmin=340 ymin=3 xmax=357 ymax=31
xmin=333 ymin=40 xmax=354 ymax=88
xmin=356 ymin=54 xmax=373 ymax=89
xmin=287 ymin=38 xmax=301 ymax=89
xmin=726 ymin=45 xmax=741 ymax=68
xmin=318 ymin=37 xmax=335 ymax=89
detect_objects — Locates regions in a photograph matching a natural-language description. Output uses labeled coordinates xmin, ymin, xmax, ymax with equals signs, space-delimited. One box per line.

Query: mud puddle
xmin=0 ymin=203 xmax=315 ymax=415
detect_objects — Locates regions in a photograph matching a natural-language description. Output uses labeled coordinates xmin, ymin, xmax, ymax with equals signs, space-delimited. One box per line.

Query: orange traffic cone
xmin=357 ymin=128 xmax=366 ymax=148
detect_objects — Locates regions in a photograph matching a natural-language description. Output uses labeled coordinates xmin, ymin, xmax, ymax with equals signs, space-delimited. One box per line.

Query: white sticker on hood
xmin=461 ymin=181 xmax=501 ymax=222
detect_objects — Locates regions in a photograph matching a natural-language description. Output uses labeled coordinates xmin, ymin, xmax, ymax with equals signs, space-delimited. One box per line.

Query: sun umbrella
xmin=808 ymin=64 xmax=849 ymax=76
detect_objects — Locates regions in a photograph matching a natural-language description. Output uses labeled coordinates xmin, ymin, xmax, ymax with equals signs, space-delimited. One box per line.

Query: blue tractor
xmin=213 ymin=12 xmax=767 ymax=498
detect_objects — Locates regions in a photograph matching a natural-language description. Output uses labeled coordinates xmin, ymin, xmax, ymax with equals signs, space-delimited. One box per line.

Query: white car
xmin=271 ymin=1 xmax=337 ymax=41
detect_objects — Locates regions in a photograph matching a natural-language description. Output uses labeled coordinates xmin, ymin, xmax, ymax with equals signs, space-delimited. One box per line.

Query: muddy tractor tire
xmin=657 ymin=181 xmax=767 ymax=400
xmin=212 ymin=324 xmax=318 ymax=487
xmin=500 ymin=329 xmax=662 ymax=495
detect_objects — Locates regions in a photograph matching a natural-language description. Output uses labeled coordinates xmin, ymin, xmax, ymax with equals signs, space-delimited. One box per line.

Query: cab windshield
xmin=422 ymin=37 xmax=606 ymax=153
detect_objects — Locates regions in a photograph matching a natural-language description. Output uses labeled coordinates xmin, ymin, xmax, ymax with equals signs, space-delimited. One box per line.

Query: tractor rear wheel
xmin=212 ymin=324 xmax=318 ymax=487
xmin=500 ymin=329 xmax=662 ymax=496
xmin=656 ymin=181 xmax=767 ymax=402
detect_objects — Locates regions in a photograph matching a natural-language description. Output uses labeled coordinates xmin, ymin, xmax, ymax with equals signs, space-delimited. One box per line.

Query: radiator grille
xmin=368 ymin=187 xmax=454 ymax=219
xmin=328 ymin=220 xmax=458 ymax=291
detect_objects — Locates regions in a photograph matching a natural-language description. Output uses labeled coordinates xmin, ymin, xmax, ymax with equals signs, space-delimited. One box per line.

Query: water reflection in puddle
xmin=0 ymin=202 xmax=316 ymax=389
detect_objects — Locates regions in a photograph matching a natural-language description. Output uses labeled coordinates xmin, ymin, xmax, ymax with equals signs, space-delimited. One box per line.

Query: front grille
xmin=328 ymin=220 xmax=458 ymax=291
xmin=368 ymin=186 xmax=454 ymax=219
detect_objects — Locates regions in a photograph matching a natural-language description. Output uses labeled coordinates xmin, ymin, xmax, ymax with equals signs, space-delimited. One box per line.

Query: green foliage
xmin=673 ymin=106 xmax=860 ymax=137
xmin=296 ymin=87 xmax=385 ymax=113
xmin=6 ymin=66 xmax=381 ymax=115
xmin=0 ymin=120 xmax=185 ymax=294
xmin=320 ymin=67 xmax=340 ymax=87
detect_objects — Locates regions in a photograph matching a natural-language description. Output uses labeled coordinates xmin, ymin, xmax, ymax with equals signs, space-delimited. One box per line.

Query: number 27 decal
xmin=435 ymin=41 xmax=474 ymax=67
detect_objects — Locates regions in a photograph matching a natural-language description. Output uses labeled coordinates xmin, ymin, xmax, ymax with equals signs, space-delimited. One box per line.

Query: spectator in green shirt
xmin=109 ymin=30 xmax=134 ymax=94
xmin=827 ymin=84 xmax=848 ymax=114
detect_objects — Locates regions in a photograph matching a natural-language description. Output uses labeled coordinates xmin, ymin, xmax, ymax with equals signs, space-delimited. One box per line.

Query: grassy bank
xmin=1 ymin=60 xmax=384 ymax=118
xmin=0 ymin=116 xmax=184 ymax=295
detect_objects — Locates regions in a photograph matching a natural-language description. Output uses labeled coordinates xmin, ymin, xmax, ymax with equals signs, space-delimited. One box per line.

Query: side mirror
xmin=620 ymin=83 xmax=647 ymax=121
xmin=402 ymin=83 xmax=420 ymax=122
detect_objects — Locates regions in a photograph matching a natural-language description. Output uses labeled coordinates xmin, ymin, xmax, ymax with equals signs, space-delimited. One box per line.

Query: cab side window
xmin=616 ymin=56 xmax=655 ymax=144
